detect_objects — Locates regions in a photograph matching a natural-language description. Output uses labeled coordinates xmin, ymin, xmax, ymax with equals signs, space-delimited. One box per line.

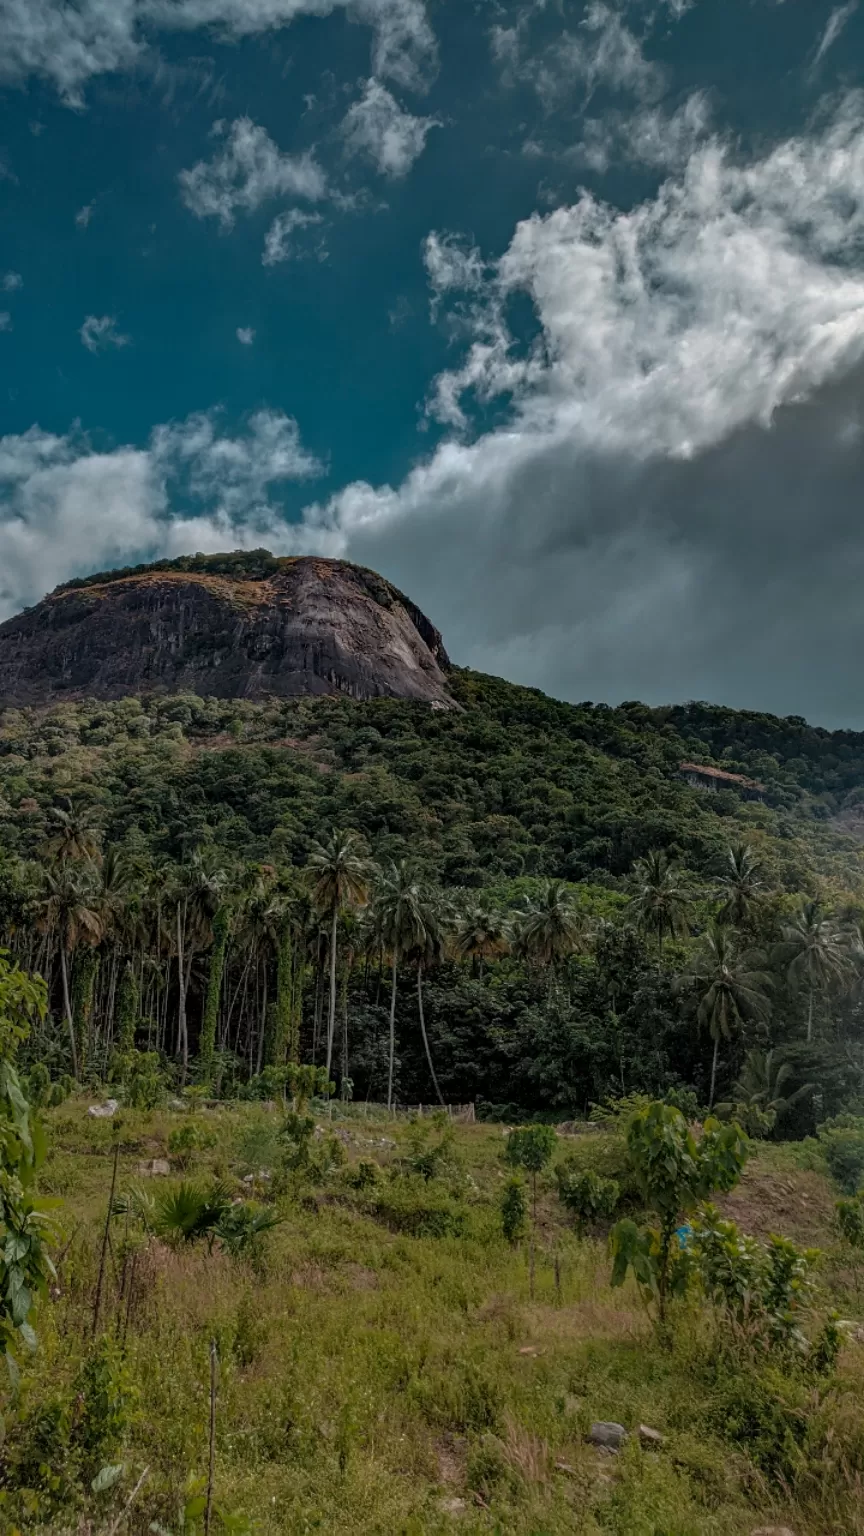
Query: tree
xmin=37 ymin=866 xmax=104 ymax=1081
xmin=505 ymin=1124 xmax=558 ymax=1298
xmin=774 ymin=900 xmax=849 ymax=1044
xmin=453 ymin=902 xmax=510 ymax=977
xmin=631 ymin=850 xmax=692 ymax=963
xmin=717 ymin=842 xmax=765 ymax=930
xmin=0 ymin=951 xmax=53 ymax=1370
xmin=308 ymin=832 xmax=368 ymax=1085
xmin=372 ymin=862 xmax=444 ymax=1110
xmin=610 ymin=1102 xmax=748 ymax=1329
xmin=716 ymin=1047 xmax=814 ymax=1137
xmin=43 ymin=803 xmax=103 ymax=867
xmin=512 ymin=881 xmax=583 ymax=992
xmin=687 ymin=925 xmax=772 ymax=1106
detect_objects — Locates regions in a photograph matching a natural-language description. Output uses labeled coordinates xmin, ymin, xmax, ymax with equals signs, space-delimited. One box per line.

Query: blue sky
xmin=3 ymin=0 xmax=864 ymax=723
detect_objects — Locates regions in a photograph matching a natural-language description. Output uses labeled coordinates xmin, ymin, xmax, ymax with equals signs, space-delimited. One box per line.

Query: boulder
xmin=588 ymin=1422 xmax=628 ymax=1451
xmin=88 ymin=1098 xmax=118 ymax=1118
xmin=638 ymin=1424 xmax=663 ymax=1447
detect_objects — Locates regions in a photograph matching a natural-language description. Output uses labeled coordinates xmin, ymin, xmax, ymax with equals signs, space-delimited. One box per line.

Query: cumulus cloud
xmin=262 ymin=208 xmax=324 ymax=264
xmin=282 ymin=97 xmax=864 ymax=724
xmin=0 ymin=0 xmax=436 ymax=106
xmin=80 ymin=315 xmax=131 ymax=353
xmin=236 ymin=326 xmax=256 ymax=344
xmin=1 ymin=273 xmax=22 ymax=293
xmin=179 ymin=118 xmax=327 ymax=228
xmin=0 ymin=409 xmax=322 ymax=617
xmin=341 ymin=77 xmax=438 ymax=177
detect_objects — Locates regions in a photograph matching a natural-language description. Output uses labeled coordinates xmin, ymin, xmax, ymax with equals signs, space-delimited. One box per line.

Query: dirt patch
xmin=436 ymin=1433 xmax=468 ymax=1487
xmin=342 ymin=1262 xmax=379 ymax=1291
xmin=717 ymin=1163 xmax=836 ymax=1246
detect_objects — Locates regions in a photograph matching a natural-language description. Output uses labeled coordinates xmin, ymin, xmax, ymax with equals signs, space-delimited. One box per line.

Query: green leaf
xmin=92 ymin=1462 xmax=125 ymax=1494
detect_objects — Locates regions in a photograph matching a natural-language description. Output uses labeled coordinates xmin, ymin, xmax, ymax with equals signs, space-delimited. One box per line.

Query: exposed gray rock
xmin=588 ymin=1422 xmax=628 ymax=1450
xmin=88 ymin=1098 xmax=118 ymax=1118
xmin=638 ymin=1424 xmax=663 ymax=1447
xmin=0 ymin=555 xmax=453 ymax=707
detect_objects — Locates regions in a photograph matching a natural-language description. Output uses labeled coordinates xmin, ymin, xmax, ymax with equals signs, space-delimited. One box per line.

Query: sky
xmin=2 ymin=1 xmax=864 ymax=726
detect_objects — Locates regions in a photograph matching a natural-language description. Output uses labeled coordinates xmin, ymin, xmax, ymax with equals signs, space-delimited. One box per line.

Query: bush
xmin=817 ymin=1115 xmax=864 ymax=1193
xmin=500 ymin=1175 xmax=527 ymax=1244
xmin=556 ymin=1161 xmax=620 ymax=1225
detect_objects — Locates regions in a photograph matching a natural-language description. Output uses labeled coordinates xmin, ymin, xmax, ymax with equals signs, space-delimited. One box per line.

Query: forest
xmin=0 ymin=668 xmax=862 ymax=1125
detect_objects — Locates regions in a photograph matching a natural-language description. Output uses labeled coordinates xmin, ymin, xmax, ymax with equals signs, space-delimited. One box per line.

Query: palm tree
xmin=43 ymin=803 xmax=103 ymax=866
xmin=37 ymin=865 xmax=104 ymax=1079
xmin=512 ymin=881 xmax=583 ymax=992
xmin=308 ymin=831 xmax=368 ymax=1083
xmin=717 ymin=842 xmax=765 ymax=930
xmin=774 ymin=900 xmax=849 ymax=1043
xmin=687 ymin=924 xmax=772 ymax=1106
xmin=372 ymin=861 xmax=422 ymax=1111
xmin=631 ymin=850 xmax=692 ymax=964
xmin=170 ymin=851 xmax=230 ymax=1078
xmin=410 ymin=888 xmax=452 ymax=1108
xmin=717 ymin=1047 xmax=814 ymax=1134
xmin=453 ymin=901 xmax=510 ymax=977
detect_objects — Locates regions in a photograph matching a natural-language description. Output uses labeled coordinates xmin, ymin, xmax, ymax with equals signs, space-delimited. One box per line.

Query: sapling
xmin=505 ymin=1124 xmax=557 ymax=1297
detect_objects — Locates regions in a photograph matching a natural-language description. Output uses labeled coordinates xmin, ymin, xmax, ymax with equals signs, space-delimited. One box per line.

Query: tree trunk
xmin=200 ymin=907 xmax=229 ymax=1071
xmin=807 ymin=986 xmax=814 ymax=1044
xmin=387 ymin=953 xmax=398 ymax=1112
xmin=709 ymin=1034 xmax=719 ymax=1108
xmin=417 ymin=963 xmax=445 ymax=1107
xmin=60 ymin=943 xmax=79 ymax=1080
xmin=176 ymin=902 xmax=186 ymax=1062
xmin=325 ymin=906 xmax=338 ymax=1082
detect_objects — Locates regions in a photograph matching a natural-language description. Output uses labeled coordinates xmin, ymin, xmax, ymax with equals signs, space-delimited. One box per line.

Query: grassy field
xmin=4 ymin=1100 xmax=864 ymax=1536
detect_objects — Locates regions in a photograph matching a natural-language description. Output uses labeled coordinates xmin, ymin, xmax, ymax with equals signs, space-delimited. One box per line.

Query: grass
xmin=4 ymin=1102 xmax=864 ymax=1535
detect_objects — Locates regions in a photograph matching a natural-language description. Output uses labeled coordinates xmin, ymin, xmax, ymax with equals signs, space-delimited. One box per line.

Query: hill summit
xmin=0 ymin=551 xmax=453 ymax=707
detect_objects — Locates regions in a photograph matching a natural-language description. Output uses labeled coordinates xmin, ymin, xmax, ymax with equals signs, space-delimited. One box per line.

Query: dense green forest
xmin=2 ymin=667 xmax=864 ymax=1124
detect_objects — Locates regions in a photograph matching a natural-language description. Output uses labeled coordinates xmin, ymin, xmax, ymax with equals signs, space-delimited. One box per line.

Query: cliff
xmin=0 ymin=552 xmax=453 ymax=707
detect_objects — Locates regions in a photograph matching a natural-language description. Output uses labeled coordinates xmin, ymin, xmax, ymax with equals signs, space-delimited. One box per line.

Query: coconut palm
xmin=37 ymin=864 xmax=104 ymax=1079
xmin=512 ymin=881 xmax=583 ymax=992
xmin=409 ymin=888 xmax=452 ymax=1108
xmin=43 ymin=802 xmax=103 ymax=866
xmin=717 ymin=842 xmax=765 ymax=930
xmin=631 ymin=850 xmax=691 ymax=963
xmin=453 ymin=900 xmax=510 ymax=977
xmin=716 ymin=1047 xmax=814 ymax=1135
xmin=687 ymin=924 xmax=772 ymax=1106
xmin=774 ymin=900 xmax=849 ymax=1043
xmin=307 ymin=831 xmax=368 ymax=1083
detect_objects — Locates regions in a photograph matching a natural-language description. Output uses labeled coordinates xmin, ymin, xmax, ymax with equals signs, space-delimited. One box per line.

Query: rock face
xmin=0 ymin=553 xmax=453 ymax=707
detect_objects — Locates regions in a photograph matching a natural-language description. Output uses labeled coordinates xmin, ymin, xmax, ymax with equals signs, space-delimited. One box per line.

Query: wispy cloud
xmin=0 ymin=0 xmax=437 ymax=106
xmin=75 ymin=203 xmax=94 ymax=229
xmin=262 ymin=208 xmax=324 ymax=266
xmin=236 ymin=326 xmax=255 ymax=345
xmin=341 ymin=77 xmax=439 ymax=178
xmin=179 ymin=118 xmax=327 ymax=229
xmin=1 ymin=273 xmax=22 ymax=293
xmin=80 ymin=315 xmax=131 ymax=353
xmin=812 ymin=2 xmax=857 ymax=68
xmin=0 ymin=314 xmax=12 ymax=334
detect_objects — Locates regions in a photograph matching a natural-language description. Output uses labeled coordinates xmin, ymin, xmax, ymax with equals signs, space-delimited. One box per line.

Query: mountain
xmin=0 ymin=551 xmax=452 ymax=708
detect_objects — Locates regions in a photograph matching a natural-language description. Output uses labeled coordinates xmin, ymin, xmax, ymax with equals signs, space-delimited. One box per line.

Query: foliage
xmin=817 ymin=1115 xmax=864 ymax=1193
xmin=610 ymin=1101 xmax=748 ymax=1325
xmin=167 ymin=1120 xmax=217 ymax=1170
xmin=555 ymin=1162 xmax=621 ymax=1226
xmin=500 ymin=1175 xmax=528 ymax=1244
xmin=505 ymin=1124 xmax=558 ymax=1177
xmin=113 ymin=1049 xmax=168 ymax=1110
xmin=693 ymin=1205 xmax=822 ymax=1357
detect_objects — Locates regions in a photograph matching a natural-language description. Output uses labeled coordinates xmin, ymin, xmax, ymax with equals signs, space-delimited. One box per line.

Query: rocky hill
xmin=0 ymin=551 xmax=453 ymax=707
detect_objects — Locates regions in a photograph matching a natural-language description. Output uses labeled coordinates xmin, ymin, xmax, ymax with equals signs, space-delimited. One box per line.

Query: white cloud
xmin=236 ymin=326 xmax=256 ymax=344
xmin=0 ymin=409 xmax=322 ymax=617
xmin=341 ymin=77 xmax=438 ymax=177
xmin=0 ymin=0 xmax=435 ymax=106
xmin=813 ymin=2 xmax=857 ymax=67
xmin=75 ymin=203 xmax=94 ymax=229
xmin=574 ymin=90 xmax=711 ymax=172
xmin=271 ymin=97 xmax=864 ymax=714
xmin=0 ymin=314 xmax=11 ymax=333
xmin=502 ymin=0 xmax=665 ymax=109
xmin=1 ymin=273 xmax=22 ymax=293
xmin=80 ymin=315 xmax=131 ymax=353
xmin=179 ymin=118 xmax=327 ymax=228
xmin=262 ymin=208 xmax=324 ymax=265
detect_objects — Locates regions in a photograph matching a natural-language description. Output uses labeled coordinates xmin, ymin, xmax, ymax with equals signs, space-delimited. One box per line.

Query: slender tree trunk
xmin=807 ymin=986 xmax=814 ymax=1044
xmin=325 ymin=906 xmax=338 ymax=1082
xmin=176 ymin=902 xmax=186 ymax=1061
xmin=60 ymin=943 xmax=79 ymax=1080
xmin=387 ymin=953 xmax=398 ymax=1112
xmin=709 ymin=1035 xmax=719 ymax=1108
xmin=417 ymin=963 xmax=445 ymax=1107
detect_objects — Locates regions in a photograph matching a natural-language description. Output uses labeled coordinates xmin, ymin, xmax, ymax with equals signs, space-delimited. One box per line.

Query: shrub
xmin=556 ymin=1161 xmax=620 ymax=1226
xmin=817 ymin=1115 xmax=864 ymax=1193
xmin=500 ymin=1175 xmax=528 ymax=1244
